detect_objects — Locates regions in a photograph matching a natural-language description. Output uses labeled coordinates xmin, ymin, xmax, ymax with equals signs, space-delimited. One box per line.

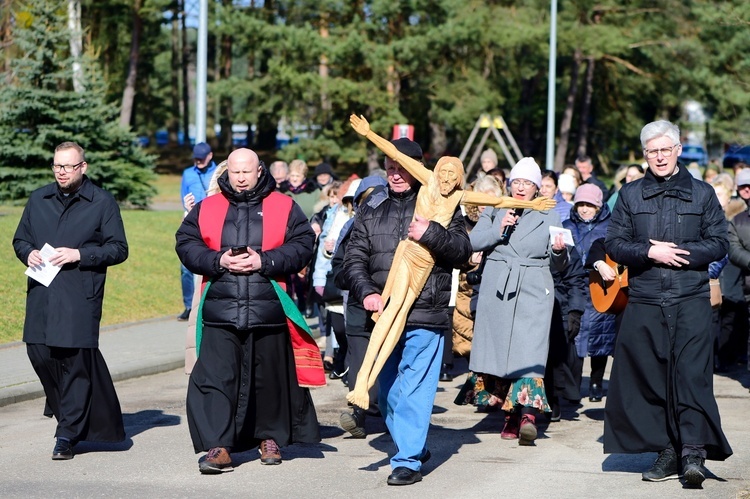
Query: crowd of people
xmin=14 ymin=118 xmax=741 ymax=489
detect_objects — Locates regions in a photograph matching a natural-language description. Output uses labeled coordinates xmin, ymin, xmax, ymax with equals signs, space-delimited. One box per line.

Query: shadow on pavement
xmin=124 ymin=409 xmax=181 ymax=439
xmin=360 ymin=415 xmax=486 ymax=476
xmin=68 ymin=410 xmax=181 ymax=456
xmin=715 ymin=363 xmax=750 ymax=390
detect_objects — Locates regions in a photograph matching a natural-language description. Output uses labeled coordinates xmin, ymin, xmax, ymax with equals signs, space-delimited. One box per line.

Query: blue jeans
xmin=378 ymin=326 xmax=443 ymax=471
xmin=181 ymin=264 xmax=194 ymax=309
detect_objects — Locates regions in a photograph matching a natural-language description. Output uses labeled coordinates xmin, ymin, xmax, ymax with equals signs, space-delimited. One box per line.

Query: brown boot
xmin=519 ymin=414 xmax=538 ymax=446
xmin=260 ymin=439 xmax=282 ymax=465
xmin=199 ymin=447 xmax=233 ymax=474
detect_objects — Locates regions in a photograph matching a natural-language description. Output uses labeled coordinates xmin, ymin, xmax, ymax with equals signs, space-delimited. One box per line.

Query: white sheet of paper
xmin=549 ymin=226 xmax=575 ymax=246
xmin=24 ymin=243 xmax=61 ymax=287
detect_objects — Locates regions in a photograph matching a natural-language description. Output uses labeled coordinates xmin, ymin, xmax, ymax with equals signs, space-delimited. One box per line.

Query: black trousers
xmin=27 ymin=343 xmax=125 ymax=444
xmin=589 ymin=355 xmax=608 ymax=386
xmin=603 ymin=299 xmax=732 ymax=461
xmin=716 ymin=298 xmax=749 ymax=367
xmin=327 ymin=311 xmax=348 ymax=374
xmin=345 ymin=334 xmax=380 ymax=415
xmin=186 ymin=325 xmax=320 ymax=453
xmin=442 ymin=308 xmax=454 ymax=366
xmin=545 ymin=302 xmax=583 ymax=402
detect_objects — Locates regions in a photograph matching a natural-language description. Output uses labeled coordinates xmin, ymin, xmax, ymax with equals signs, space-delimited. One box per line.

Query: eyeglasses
xmin=511 ymin=179 xmax=535 ymax=188
xmin=643 ymin=144 xmax=679 ymax=160
xmin=51 ymin=161 xmax=84 ymax=173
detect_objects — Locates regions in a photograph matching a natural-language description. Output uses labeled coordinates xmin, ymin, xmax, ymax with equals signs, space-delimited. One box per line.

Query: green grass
xmin=101 ymin=210 xmax=185 ymax=326
xmin=151 ymin=173 xmax=182 ymax=205
xmin=0 ymin=206 xmax=26 ymax=344
xmin=0 ymin=175 xmax=187 ymax=344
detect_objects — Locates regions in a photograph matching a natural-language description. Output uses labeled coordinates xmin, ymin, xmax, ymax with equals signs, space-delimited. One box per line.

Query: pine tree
xmin=0 ymin=0 xmax=156 ymax=208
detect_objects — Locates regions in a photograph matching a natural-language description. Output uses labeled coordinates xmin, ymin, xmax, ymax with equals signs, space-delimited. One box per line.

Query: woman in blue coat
xmin=562 ymin=183 xmax=617 ymax=402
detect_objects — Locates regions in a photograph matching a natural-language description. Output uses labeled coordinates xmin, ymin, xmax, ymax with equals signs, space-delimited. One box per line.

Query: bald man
xmin=176 ymin=148 xmax=320 ymax=474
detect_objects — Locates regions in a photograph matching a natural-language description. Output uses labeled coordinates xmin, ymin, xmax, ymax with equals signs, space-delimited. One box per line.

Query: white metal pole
xmin=545 ymin=0 xmax=558 ymax=170
xmin=195 ymin=0 xmax=208 ymax=143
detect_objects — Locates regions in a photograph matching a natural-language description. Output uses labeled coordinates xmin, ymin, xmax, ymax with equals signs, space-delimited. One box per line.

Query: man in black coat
xmin=342 ymin=138 xmax=472 ymax=486
xmin=175 ymin=148 xmax=320 ymax=474
xmin=13 ymin=141 xmax=129 ymax=460
xmin=604 ymin=120 xmax=732 ymax=487
xmin=726 ymin=167 xmax=750 ymax=369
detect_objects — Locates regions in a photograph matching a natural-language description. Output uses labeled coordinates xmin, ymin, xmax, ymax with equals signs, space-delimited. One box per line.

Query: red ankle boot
xmin=501 ymin=412 xmax=520 ymax=440
xmin=519 ymin=414 xmax=537 ymax=445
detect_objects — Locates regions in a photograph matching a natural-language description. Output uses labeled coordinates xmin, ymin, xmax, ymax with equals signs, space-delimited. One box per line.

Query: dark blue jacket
xmin=565 ymin=205 xmax=616 ymax=357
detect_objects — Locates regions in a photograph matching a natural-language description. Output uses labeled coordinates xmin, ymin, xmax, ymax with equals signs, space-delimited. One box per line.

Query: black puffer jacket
xmin=728 ymin=208 xmax=750 ymax=270
xmin=605 ymin=164 xmax=727 ymax=306
xmin=175 ymin=169 xmax=315 ymax=330
xmin=342 ymin=186 xmax=471 ymax=330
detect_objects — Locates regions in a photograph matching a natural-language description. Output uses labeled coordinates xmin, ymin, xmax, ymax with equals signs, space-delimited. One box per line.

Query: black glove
xmin=567 ymin=310 xmax=582 ymax=342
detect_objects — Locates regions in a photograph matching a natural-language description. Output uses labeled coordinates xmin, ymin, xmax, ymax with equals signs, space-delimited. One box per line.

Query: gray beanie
xmin=480 ymin=149 xmax=498 ymax=167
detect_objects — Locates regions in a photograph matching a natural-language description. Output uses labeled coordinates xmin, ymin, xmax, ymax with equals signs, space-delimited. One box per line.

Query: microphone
xmin=500 ymin=208 xmax=524 ymax=242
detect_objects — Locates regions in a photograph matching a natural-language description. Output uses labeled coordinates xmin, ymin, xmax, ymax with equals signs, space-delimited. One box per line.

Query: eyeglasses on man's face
xmin=644 ymin=144 xmax=680 ymax=160
xmin=511 ymin=179 xmax=535 ymax=188
xmin=51 ymin=161 xmax=84 ymax=173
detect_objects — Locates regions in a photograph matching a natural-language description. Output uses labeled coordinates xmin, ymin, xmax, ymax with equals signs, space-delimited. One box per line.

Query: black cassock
xmin=603 ymin=298 xmax=732 ymax=461
xmin=187 ymin=325 xmax=320 ymax=453
xmin=27 ymin=344 xmax=125 ymax=444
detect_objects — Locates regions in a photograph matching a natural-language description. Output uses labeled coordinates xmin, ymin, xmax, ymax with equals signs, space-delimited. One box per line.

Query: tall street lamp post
xmin=545 ymin=0 xmax=558 ymax=170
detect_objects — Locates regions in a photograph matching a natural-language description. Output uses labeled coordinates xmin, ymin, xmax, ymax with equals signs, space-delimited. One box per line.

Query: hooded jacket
xmin=175 ymin=167 xmax=315 ymax=330
xmin=329 ymin=176 xmax=389 ymax=338
xmin=564 ymin=202 xmax=611 ymax=266
xmin=564 ymin=202 xmax=616 ymax=356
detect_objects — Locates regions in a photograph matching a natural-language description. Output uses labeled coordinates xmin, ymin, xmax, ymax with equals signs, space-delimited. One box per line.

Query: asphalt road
xmin=1 ymin=359 xmax=749 ymax=498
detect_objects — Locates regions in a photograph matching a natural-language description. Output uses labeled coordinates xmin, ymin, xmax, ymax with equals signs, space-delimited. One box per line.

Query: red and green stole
xmin=195 ymin=190 xmax=325 ymax=387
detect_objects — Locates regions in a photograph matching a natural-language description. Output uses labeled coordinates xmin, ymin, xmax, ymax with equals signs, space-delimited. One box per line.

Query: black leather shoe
xmin=329 ymin=367 xmax=349 ymax=380
xmin=177 ymin=308 xmax=191 ymax=321
xmin=387 ymin=467 xmax=422 ymax=486
xmin=550 ymin=401 xmax=561 ymax=422
xmin=52 ymin=438 xmax=74 ymax=460
xmin=419 ymin=450 xmax=431 ymax=464
xmin=589 ymin=383 xmax=603 ymax=402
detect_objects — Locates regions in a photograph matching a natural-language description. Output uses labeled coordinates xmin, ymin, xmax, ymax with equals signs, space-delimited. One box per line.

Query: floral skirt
xmin=455 ymin=372 xmax=550 ymax=413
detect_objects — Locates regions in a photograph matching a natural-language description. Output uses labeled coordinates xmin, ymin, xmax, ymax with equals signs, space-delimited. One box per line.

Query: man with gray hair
xmin=269 ymin=160 xmax=289 ymax=188
xmin=604 ymin=120 xmax=732 ymax=487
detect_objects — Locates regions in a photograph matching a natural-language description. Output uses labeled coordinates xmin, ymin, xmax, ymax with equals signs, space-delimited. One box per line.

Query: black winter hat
xmin=314 ymin=162 xmax=335 ymax=176
xmin=391 ymin=138 xmax=423 ymax=160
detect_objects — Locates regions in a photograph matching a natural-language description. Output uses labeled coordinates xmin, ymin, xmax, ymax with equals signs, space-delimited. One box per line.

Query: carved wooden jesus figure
xmin=347 ymin=114 xmax=555 ymax=410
